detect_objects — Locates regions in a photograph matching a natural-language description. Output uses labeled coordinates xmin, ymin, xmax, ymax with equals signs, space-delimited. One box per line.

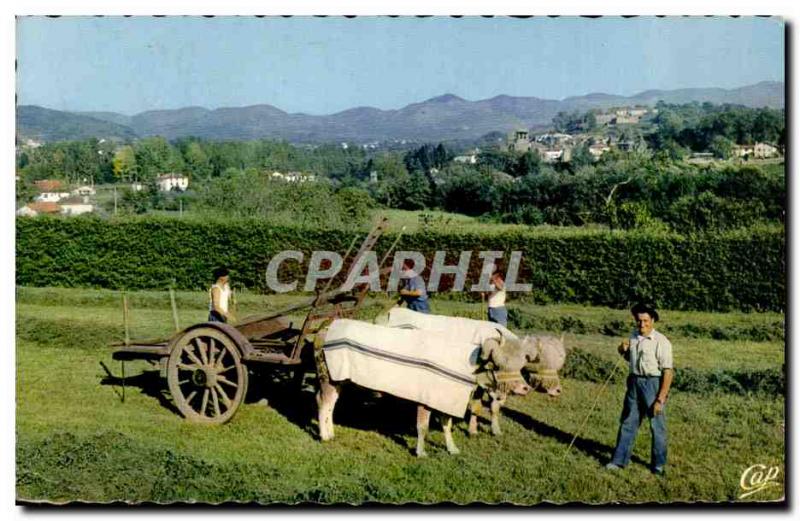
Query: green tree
xmin=477 ymin=148 xmax=516 ymax=173
xmin=570 ymin=144 xmax=595 ymax=169
xmin=112 ymin=145 xmax=138 ymax=182
xmin=134 ymin=137 xmax=184 ymax=182
xmin=709 ymin=135 xmax=734 ymax=159
xmin=184 ymin=141 xmax=212 ymax=180
xmin=511 ymin=150 xmax=541 ymax=177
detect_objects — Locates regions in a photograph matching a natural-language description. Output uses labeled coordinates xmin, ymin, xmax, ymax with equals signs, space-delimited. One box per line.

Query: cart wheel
xmin=167 ymin=327 xmax=248 ymax=424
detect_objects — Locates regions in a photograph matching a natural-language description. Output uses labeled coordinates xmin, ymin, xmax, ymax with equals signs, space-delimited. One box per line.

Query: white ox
xmin=385 ymin=308 xmax=568 ymax=434
xmin=315 ymin=315 xmax=538 ymax=456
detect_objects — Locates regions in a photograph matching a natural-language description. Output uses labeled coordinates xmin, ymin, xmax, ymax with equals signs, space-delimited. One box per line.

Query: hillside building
xmin=157 ymin=173 xmax=189 ymax=192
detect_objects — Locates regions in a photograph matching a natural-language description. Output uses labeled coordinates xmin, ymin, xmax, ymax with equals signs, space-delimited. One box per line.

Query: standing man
xmin=606 ymin=303 xmax=673 ymax=476
xmin=398 ymin=259 xmax=430 ymax=314
xmin=208 ymin=267 xmax=234 ymax=323
xmin=485 ymin=269 xmax=508 ymax=327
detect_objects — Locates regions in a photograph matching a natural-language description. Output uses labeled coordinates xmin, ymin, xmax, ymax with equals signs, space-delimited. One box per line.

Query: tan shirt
xmin=628 ymin=329 xmax=673 ymax=376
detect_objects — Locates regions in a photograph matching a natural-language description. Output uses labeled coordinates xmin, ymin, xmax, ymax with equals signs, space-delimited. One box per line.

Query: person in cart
xmin=208 ymin=267 xmax=235 ymax=323
xmin=398 ymin=259 xmax=430 ymax=314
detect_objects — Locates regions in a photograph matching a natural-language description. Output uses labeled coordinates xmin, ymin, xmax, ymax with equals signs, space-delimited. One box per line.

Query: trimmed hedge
xmin=508 ymin=308 xmax=785 ymax=342
xmin=16 ymin=216 xmax=785 ymax=312
xmin=560 ymin=348 xmax=785 ymax=397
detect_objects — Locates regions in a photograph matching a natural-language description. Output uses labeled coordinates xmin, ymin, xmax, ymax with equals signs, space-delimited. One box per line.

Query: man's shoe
xmin=605 ymin=463 xmax=623 ymax=471
xmin=652 ymin=466 xmax=666 ymax=477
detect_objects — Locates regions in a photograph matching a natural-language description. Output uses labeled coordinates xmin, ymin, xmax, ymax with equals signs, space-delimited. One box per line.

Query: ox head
xmin=480 ymin=330 xmax=541 ymax=395
xmin=524 ymin=333 xmax=568 ymax=396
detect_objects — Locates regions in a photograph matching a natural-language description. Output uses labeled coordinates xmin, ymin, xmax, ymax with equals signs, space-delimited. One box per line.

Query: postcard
xmin=14 ymin=15 xmax=786 ymax=506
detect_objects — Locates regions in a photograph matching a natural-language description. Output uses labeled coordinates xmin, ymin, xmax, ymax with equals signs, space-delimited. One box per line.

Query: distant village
xmin=505 ymin=106 xmax=781 ymax=164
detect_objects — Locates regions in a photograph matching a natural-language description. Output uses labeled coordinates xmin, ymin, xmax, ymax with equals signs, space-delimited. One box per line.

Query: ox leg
xmin=316 ymin=379 xmax=340 ymax=441
xmin=415 ymin=405 xmax=432 ymax=457
xmin=442 ymin=416 xmax=460 ymax=455
xmin=490 ymin=394 xmax=506 ymax=436
xmin=468 ymin=398 xmax=482 ymax=436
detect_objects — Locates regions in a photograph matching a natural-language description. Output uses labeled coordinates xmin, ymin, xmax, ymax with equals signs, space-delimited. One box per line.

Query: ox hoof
xmin=491 ymin=427 xmax=503 ymax=436
xmin=447 ymin=447 xmax=461 ymax=455
xmin=415 ymin=450 xmax=428 ymax=458
xmin=468 ymin=429 xmax=478 ymax=437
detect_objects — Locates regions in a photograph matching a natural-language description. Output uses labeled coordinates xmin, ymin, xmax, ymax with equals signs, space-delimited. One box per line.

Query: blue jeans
xmin=208 ymin=310 xmax=226 ymax=323
xmin=610 ymin=375 xmax=667 ymax=470
xmin=488 ymin=306 xmax=508 ymax=327
xmin=405 ymin=298 xmax=430 ymax=314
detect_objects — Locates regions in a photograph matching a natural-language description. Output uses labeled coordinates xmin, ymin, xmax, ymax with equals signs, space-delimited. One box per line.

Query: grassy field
xmin=16 ymin=287 xmax=785 ymax=504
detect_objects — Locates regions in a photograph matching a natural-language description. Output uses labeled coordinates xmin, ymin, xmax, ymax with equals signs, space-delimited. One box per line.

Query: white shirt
xmin=628 ymin=329 xmax=673 ymax=377
xmin=487 ymin=284 xmax=506 ymax=308
xmin=208 ymin=283 xmax=231 ymax=314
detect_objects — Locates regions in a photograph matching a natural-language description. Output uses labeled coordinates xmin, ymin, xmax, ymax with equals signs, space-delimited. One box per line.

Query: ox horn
xmin=495 ymin=329 xmax=506 ymax=349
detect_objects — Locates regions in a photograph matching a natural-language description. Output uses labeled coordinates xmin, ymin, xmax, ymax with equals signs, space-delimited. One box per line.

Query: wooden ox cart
xmin=110 ymin=217 xmax=394 ymax=424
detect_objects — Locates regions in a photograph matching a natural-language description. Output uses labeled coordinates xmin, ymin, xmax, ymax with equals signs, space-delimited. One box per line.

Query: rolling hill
xmin=17 ymin=81 xmax=784 ymax=144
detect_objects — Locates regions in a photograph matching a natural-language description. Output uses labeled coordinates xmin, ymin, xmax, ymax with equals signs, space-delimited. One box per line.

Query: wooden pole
xmin=122 ymin=292 xmax=130 ymax=346
xmin=320 ymin=234 xmax=360 ymax=296
xmin=169 ymin=287 xmax=180 ymax=332
xmin=113 ymin=186 xmax=118 ymax=216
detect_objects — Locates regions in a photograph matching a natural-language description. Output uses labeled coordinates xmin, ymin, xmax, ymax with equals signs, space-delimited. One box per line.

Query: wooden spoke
xmin=214 ymin=384 xmax=232 ymax=409
xmin=209 ymin=338 xmax=218 ymax=365
xmin=195 ymin=338 xmax=209 ymax=365
xmin=177 ymin=362 xmax=198 ymax=372
xmin=218 ymin=365 xmax=235 ymax=374
xmin=178 ymin=379 xmax=190 ymax=385
xmin=217 ymin=375 xmax=239 ymax=389
xmin=200 ymin=389 xmax=209 ymax=416
xmin=211 ymin=387 xmax=221 ymax=417
xmin=213 ymin=341 xmax=227 ymax=367
xmin=186 ymin=390 xmax=198 ymax=404
xmin=183 ymin=344 xmax=203 ymax=367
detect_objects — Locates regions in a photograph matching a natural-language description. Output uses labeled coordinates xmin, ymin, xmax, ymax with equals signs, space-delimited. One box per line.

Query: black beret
xmin=630 ymin=302 xmax=659 ymax=322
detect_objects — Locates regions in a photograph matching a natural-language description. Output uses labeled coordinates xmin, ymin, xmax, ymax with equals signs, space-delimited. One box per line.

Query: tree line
xmin=15 ymin=101 xmax=785 ymax=233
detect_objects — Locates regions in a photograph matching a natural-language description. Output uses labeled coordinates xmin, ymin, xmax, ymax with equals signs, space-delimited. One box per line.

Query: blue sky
xmin=16 ymin=16 xmax=784 ymax=115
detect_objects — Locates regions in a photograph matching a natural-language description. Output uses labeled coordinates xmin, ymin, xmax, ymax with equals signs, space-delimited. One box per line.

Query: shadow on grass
xmin=99 ymin=367 xmax=182 ymax=417
xmin=247 ymin=367 xmax=419 ymax=454
xmin=98 ymin=363 xmax=458 ymax=456
xmin=501 ymin=407 xmax=649 ymax=467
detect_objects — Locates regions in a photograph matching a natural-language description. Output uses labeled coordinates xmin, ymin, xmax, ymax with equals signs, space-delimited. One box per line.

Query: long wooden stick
xmin=321 ymin=233 xmax=360 ymax=296
xmin=122 ymin=292 xmax=130 ymax=346
xmin=169 ymin=288 xmax=180 ymax=332
xmin=378 ymin=226 xmax=407 ymax=270
xmin=562 ymin=358 xmax=626 ymax=459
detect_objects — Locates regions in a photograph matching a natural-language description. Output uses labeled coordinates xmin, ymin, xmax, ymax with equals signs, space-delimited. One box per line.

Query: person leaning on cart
xmin=208 ymin=267 xmax=235 ymax=323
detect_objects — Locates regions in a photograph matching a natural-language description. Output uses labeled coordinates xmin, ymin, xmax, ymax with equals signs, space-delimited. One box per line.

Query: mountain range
xmin=17 ymin=81 xmax=784 ymax=144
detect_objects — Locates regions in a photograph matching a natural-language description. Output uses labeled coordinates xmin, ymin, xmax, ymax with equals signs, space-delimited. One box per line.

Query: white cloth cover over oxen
xmin=386 ymin=307 xmax=519 ymax=343
xmin=322 ymin=318 xmax=482 ymax=417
